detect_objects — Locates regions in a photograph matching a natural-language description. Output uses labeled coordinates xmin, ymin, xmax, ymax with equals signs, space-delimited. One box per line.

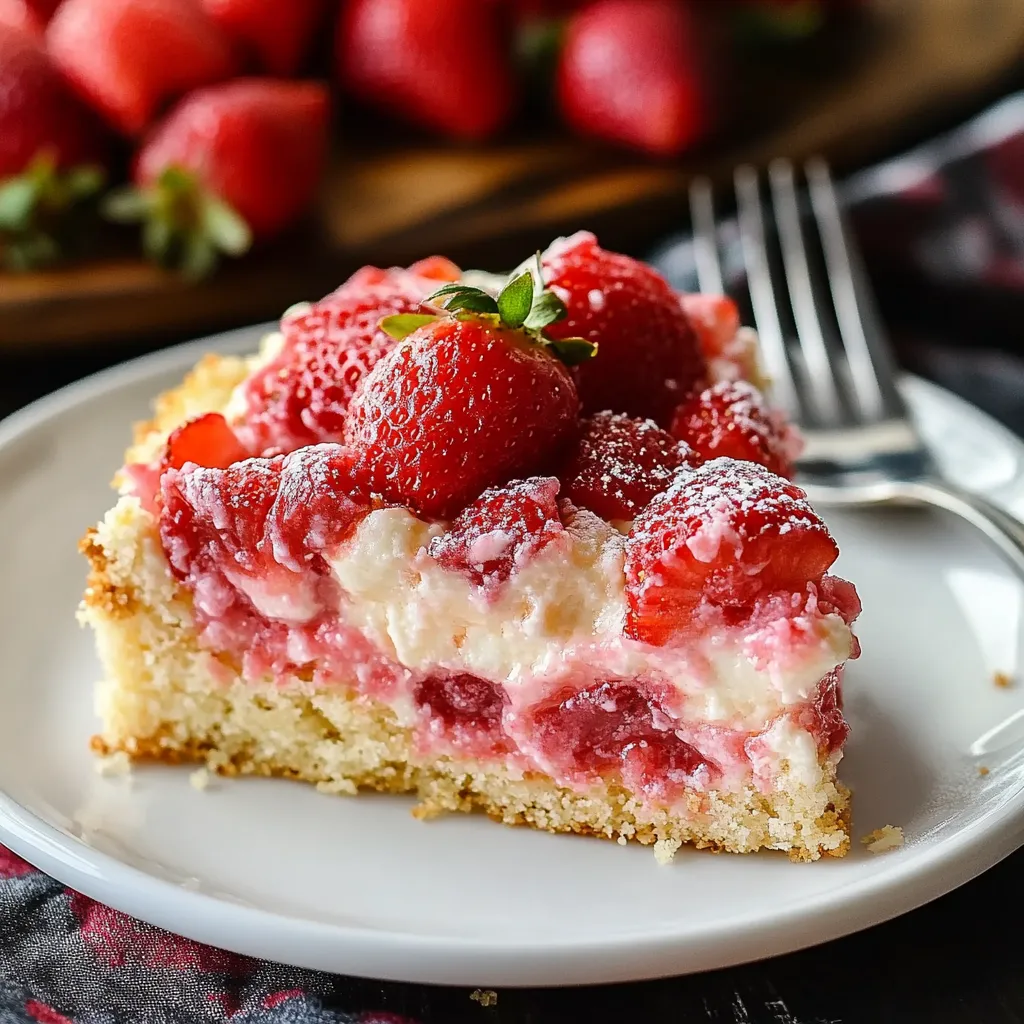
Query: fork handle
xmin=894 ymin=478 xmax=1024 ymax=580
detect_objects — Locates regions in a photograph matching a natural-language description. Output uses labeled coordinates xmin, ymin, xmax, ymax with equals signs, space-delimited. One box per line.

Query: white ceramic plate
xmin=2 ymin=325 xmax=1024 ymax=987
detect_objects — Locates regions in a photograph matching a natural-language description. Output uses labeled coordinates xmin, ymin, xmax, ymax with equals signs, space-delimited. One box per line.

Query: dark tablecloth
xmin=5 ymin=94 xmax=1024 ymax=1024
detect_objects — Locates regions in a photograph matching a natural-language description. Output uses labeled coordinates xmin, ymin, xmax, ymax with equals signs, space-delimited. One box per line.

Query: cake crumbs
xmin=316 ymin=778 xmax=357 ymax=796
xmin=94 ymin=750 xmax=132 ymax=778
xmin=993 ymin=671 xmax=1014 ymax=688
xmin=189 ymin=768 xmax=212 ymax=791
xmin=861 ymin=825 xmax=904 ymax=853
xmin=653 ymin=837 xmax=682 ymax=865
xmin=470 ymin=990 xmax=498 ymax=1008
xmin=979 ymin=766 xmax=991 ymax=777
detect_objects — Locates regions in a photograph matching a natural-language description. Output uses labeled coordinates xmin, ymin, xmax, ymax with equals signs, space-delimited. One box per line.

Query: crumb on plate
xmin=861 ymin=825 xmax=904 ymax=853
xmin=653 ymin=837 xmax=682 ymax=865
xmin=979 ymin=766 xmax=990 ymax=777
xmin=94 ymin=750 xmax=132 ymax=777
xmin=994 ymin=671 xmax=1014 ymax=688
xmin=189 ymin=767 xmax=211 ymax=791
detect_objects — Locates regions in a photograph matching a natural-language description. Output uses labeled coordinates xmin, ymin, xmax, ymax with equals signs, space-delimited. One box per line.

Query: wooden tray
xmin=3 ymin=0 xmax=1023 ymax=351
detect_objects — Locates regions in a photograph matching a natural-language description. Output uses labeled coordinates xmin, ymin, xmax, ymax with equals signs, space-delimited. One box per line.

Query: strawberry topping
xmin=541 ymin=231 xmax=706 ymax=425
xmin=624 ymin=459 xmax=839 ymax=646
xmin=160 ymin=444 xmax=372 ymax=628
xmin=161 ymin=412 xmax=249 ymax=472
xmin=344 ymin=297 xmax=581 ymax=520
xmin=239 ymin=260 xmax=459 ymax=455
xmin=671 ymin=379 xmax=798 ymax=479
xmin=560 ymin=411 xmax=695 ymax=522
xmin=428 ymin=477 xmax=564 ymax=588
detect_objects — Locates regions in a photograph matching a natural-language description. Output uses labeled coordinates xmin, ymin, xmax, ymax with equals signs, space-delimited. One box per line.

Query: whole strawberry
xmin=104 ymin=78 xmax=329 ymax=278
xmin=541 ymin=231 xmax=706 ymax=425
xmin=557 ymin=0 xmax=709 ymax=157
xmin=337 ymin=0 xmax=515 ymax=142
xmin=560 ymin=411 xmax=694 ymax=522
xmin=0 ymin=24 xmax=107 ymax=269
xmin=202 ymin=0 xmax=324 ymax=75
xmin=344 ymin=269 xmax=592 ymax=519
xmin=46 ymin=0 xmax=236 ymax=136
xmin=670 ymin=379 xmax=798 ymax=478
xmin=238 ymin=257 xmax=461 ymax=455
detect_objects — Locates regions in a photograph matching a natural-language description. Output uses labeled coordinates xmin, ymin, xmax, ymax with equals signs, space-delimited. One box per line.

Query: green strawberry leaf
xmin=102 ymin=187 xmax=151 ymax=223
xmin=496 ymin=270 xmax=535 ymax=328
xmin=548 ymin=337 xmax=597 ymax=366
xmin=0 ymin=179 xmax=39 ymax=231
xmin=427 ymin=283 xmax=500 ymax=315
xmin=379 ymin=313 xmax=439 ymax=340
xmin=523 ymin=289 xmax=567 ymax=331
xmin=200 ymin=194 xmax=252 ymax=256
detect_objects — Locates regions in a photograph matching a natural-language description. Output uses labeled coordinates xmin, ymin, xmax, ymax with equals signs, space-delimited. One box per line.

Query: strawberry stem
xmin=103 ymin=165 xmax=252 ymax=281
xmin=0 ymin=152 xmax=105 ymax=271
xmin=380 ymin=260 xmax=598 ymax=367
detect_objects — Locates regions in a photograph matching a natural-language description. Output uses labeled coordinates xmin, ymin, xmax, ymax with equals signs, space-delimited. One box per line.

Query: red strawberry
xmin=624 ymin=459 xmax=838 ymax=646
xmin=162 ymin=412 xmax=250 ymax=471
xmin=0 ymin=24 xmax=107 ymax=269
xmin=560 ymin=412 xmax=694 ymax=522
xmin=201 ymin=0 xmax=324 ymax=75
xmin=161 ymin=444 xmax=371 ymax=599
xmin=238 ymin=258 xmax=461 ymax=456
xmin=428 ymin=476 xmax=564 ymax=587
xmin=105 ymin=78 xmax=329 ymax=278
xmin=337 ymin=0 xmax=515 ymax=142
xmin=344 ymin=273 xmax=587 ymax=519
xmin=557 ymin=0 xmax=709 ymax=157
xmin=670 ymin=379 xmax=798 ymax=478
xmin=46 ymin=0 xmax=236 ymax=136
xmin=0 ymin=26 xmax=106 ymax=176
xmin=0 ymin=0 xmax=41 ymax=32
xmin=22 ymin=0 xmax=60 ymax=21
xmin=541 ymin=231 xmax=706 ymax=425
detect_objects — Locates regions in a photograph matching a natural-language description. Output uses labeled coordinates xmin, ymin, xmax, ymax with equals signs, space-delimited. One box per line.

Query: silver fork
xmin=689 ymin=157 xmax=1024 ymax=579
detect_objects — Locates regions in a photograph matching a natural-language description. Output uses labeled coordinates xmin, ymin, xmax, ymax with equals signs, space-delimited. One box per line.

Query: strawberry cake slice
xmin=79 ymin=232 xmax=860 ymax=862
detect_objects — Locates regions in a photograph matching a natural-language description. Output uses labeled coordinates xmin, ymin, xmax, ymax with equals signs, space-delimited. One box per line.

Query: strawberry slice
xmin=541 ymin=231 xmax=706 ymax=425
xmin=624 ymin=459 xmax=839 ymax=645
xmin=428 ymin=477 xmax=564 ymax=587
xmin=161 ymin=412 xmax=249 ymax=471
xmin=560 ymin=411 xmax=695 ymax=522
xmin=46 ymin=0 xmax=236 ymax=136
xmin=670 ymin=379 xmax=798 ymax=478
xmin=238 ymin=259 xmax=460 ymax=455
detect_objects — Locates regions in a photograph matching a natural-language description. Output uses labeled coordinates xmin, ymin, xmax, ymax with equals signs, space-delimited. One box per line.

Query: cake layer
xmin=82 ymin=518 xmax=850 ymax=861
xmin=81 ymin=472 xmax=851 ymax=860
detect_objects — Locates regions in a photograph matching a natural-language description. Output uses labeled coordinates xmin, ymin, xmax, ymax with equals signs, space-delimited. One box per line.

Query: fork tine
xmin=688 ymin=177 xmax=725 ymax=295
xmin=767 ymin=158 xmax=845 ymax=426
xmin=804 ymin=157 xmax=906 ymax=421
xmin=733 ymin=165 xmax=800 ymax=419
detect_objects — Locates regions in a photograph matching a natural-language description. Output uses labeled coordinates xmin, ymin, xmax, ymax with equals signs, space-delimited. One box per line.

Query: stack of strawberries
xmin=0 ymin=0 xmax=862 ymax=276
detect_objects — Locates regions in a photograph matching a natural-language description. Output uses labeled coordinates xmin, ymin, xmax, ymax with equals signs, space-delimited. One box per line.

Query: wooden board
xmin=3 ymin=0 xmax=1024 ymax=351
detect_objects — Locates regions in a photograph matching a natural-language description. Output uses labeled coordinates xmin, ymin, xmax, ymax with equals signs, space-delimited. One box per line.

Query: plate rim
xmin=1 ymin=324 xmax=1024 ymax=986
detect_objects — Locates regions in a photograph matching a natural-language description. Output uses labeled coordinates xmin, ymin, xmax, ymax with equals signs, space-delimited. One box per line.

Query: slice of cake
xmin=79 ymin=231 xmax=860 ymax=861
